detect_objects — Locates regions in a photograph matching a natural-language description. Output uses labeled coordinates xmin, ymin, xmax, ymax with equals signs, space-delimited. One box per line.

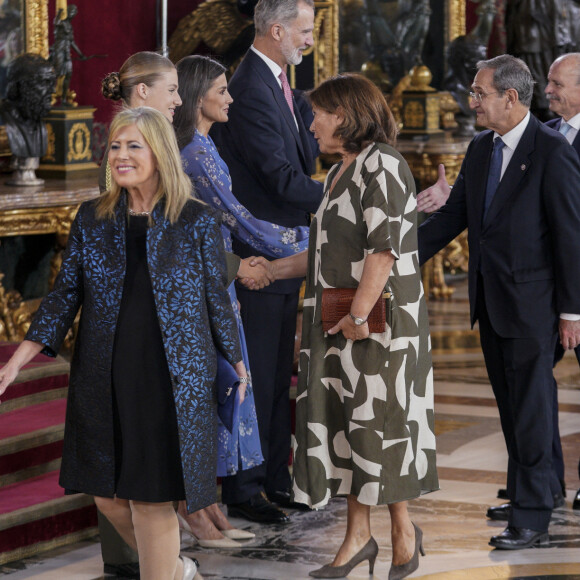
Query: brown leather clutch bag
xmin=321 ymin=288 xmax=389 ymax=333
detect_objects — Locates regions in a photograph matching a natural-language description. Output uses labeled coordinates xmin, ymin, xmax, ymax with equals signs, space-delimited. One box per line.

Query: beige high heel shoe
xmin=181 ymin=556 xmax=202 ymax=579
xmin=177 ymin=512 xmax=241 ymax=549
xmin=221 ymin=527 xmax=256 ymax=540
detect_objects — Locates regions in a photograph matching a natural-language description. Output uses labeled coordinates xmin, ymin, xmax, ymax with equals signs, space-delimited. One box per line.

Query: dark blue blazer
xmin=545 ymin=117 xmax=580 ymax=158
xmin=211 ymin=49 xmax=323 ymax=293
xmin=419 ymin=114 xmax=580 ymax=338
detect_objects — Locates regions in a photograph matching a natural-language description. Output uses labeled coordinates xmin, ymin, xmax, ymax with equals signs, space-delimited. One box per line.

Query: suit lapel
xmin=483 ymin=116 xmax=537 ymax=227
xmin=246 ymin=51 xmax=306 ymax=159
xmin=572 ymin=130 xmax=580 ymax=158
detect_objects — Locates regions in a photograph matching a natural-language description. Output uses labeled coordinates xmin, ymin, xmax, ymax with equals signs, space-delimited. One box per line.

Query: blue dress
xmin=182 ymin=130 xmax=309 ymax=477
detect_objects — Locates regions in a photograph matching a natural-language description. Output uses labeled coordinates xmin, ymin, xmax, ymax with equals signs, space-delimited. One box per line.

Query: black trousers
xmin=221 ymin=287 xmax=299 ymax=504
xmin=476 ymin=278 xmax=559 ymax=531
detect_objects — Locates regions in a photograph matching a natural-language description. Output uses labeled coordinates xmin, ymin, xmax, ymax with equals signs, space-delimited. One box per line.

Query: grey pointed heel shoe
xmin=388 ymin=522 xmax=424 ymax=580
xmin=309 ymin=536 xmax=379 ymax=578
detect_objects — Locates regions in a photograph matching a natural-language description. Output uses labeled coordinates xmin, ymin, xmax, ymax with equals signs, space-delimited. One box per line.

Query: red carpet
xmin=0 ymin=471 xmax=63 ymax=514
xmin=0 ymin=399 xmax=67 ymax=439
xmin=0 ymin=342 xmax=97 ymax=565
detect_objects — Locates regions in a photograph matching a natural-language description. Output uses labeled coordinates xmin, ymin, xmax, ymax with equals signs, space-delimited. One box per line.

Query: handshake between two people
xmin=235 ymin=256 xmax=277 ymax=290
xmin=235 ymin=251 xmax=308 ymax=291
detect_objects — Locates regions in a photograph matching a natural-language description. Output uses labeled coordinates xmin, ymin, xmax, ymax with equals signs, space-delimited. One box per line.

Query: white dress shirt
xmin=493 ymin=111 xmax=530 ymax=179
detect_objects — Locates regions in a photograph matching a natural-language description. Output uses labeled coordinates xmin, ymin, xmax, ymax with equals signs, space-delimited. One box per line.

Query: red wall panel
xmin=56 ymin=0 xmax=202 ymax=124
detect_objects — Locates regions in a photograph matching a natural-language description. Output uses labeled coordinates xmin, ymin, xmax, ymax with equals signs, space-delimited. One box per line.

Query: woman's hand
xmin=233 ymin=360 xmax=249 ymax=403
xmin=0 ymin=340 xmax=44 ymax=404
xmin=327 ymin=314 xmax=370 ymax=341
xmin=0 ymin=363 xmax=20 ymax=402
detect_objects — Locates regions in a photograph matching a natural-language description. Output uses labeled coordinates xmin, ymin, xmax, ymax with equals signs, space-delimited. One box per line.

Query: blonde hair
xmin=102 ymin=51 xmax=175 ymax=105
xmin=96 ymin=107 xmax=194 ymax=223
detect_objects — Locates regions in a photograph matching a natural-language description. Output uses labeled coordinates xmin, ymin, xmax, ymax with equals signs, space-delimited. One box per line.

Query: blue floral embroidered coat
xmin=25 ymin=192 xmax=242 ymax=513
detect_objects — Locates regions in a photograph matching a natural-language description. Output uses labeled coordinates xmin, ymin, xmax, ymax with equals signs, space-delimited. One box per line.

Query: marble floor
xmin=2 ymin=277 xmax=580 ymax=579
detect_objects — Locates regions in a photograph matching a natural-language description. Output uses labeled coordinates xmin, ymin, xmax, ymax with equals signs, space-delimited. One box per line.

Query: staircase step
xmin=0 ymin=343 xmax=69 ymax=415
xmin=0 ymin=389 xmax=68 ymax=488
xmin=0 ymin=471 xmax=97 ymax=565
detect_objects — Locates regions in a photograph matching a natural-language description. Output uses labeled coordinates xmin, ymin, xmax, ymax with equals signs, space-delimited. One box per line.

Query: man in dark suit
xmin=211 ymin=0 xmax=323 ymax=524
xmin=418 ymin=55 xmax=580 ymax=549
xmin=545 ymin=52 xmax=580 ymax=511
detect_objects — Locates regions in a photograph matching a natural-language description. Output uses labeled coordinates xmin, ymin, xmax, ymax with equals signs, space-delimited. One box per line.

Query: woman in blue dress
xmin=173 ymin=55 xmax=309 ymax=545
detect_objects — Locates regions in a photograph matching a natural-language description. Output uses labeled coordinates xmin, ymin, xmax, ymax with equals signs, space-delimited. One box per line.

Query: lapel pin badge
xmin=521 ymin=164 xmax=526 ymax=171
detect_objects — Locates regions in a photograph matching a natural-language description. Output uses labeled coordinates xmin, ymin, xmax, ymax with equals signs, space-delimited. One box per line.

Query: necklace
xmin=128 ymin=208 xmax=151 ymax=216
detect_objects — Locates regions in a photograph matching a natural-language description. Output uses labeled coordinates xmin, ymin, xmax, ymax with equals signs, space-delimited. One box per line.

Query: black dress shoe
xmin=489 ymin=491 xmax=565 ymax=519
xmin=486 ymin=503 xmax=511 ymax=521
xmin=228 ymin=491 xmax=290 ymax=524
xmin=489 ymin=526 xmax=549 ymax=550
xmin=103 ymin=562 xmax=140 ymax=578
xmin=573 ymin=488 xmax=580 ymax=510
xmin=267 ymin=489 xmax=312 ymax=510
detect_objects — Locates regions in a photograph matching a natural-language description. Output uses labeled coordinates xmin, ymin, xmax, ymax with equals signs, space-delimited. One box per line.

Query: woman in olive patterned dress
xmin=257 ymin=74 xmax=438 ymax=579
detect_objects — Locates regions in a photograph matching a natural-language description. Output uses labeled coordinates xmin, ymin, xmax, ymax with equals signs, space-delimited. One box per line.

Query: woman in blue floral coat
xmin=0 ymin=107 xmax=244 ymax=580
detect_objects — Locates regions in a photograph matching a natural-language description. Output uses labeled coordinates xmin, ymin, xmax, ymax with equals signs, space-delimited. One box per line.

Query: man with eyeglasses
xmin=545 ymin=52 xmax=580 ymax=512
xmin=418 ymin=54 xmax=580 ymax=550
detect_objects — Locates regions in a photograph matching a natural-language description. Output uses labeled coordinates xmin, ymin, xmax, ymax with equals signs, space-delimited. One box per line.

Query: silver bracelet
xmin=238 ymin=377 xmax=250 ymax=384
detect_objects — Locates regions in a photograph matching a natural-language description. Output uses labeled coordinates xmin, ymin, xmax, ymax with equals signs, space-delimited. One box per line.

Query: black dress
xmin=111 ymin=215 xmax=186 ymax=502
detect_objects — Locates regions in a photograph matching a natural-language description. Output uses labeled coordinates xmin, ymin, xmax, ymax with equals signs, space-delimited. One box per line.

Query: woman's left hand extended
xmin=327 ymin=315 xmax=369 ymax=341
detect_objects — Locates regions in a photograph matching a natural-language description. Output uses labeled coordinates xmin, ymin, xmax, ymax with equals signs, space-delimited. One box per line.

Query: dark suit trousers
xmin=476 ymin=278 xmax=559 ymax=531
xmin=221 ymin=287 xmax=298 ymax=504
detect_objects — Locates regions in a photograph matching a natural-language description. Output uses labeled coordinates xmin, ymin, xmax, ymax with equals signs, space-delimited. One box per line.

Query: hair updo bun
xmin=101 ymin=52 xmax=174 ymax=106
xmin=102 ymin=72 xmax=123 ymax=101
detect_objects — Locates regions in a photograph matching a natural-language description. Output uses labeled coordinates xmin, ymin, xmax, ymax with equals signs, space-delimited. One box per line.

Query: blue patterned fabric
xmin=181 ymin=131 xmax=309 ymax=476
xmin=25 ymin=192 xmax=241 ymax=513
xmin=181 ymin=131 xmax=309 ymax=258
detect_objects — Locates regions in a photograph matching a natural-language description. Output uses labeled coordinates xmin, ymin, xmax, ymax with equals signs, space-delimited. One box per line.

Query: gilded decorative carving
xmin=168 ymin=0 xmax=254 ymax=64
xmin=67 ymin=123 xmax=92 ymax=162
xmin=25 ymin=0 xmax=50 ymax=59
xmin=44 ymin=124 xmax=56 ymax=161
xmin=312 ymin=1 xmax=339 ymax=85
xmin=0 ymin=206 xmax=78 ymax=237
xmin=398 ymin=137 xmax=470 ymax=298
xmin=448 ymin=0 xmax=466 ymax=43
xmin=0 ymin=205 xmax=80 ymax=342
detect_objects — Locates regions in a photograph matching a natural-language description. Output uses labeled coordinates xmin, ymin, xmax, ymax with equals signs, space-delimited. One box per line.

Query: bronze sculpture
xmin=443 ymin=0 xmax=496 ymax=136
xmin=50 ymin=5 xmax=87 ymax=107
xmin=506 ymin=0 xmax=571 ymax=120
xmin=0 ymin=53 xmax=56 ymax=185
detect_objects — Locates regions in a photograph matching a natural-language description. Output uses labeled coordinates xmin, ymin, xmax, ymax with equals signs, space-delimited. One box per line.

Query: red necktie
xmin=279 ymin=70 xmax=294 ymax=115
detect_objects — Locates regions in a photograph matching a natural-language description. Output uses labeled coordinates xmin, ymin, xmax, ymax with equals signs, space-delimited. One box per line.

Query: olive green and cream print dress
xmin=292 ymin=142 xmax=438 ymax=508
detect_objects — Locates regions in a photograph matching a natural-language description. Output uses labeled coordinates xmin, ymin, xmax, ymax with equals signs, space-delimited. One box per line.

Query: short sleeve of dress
xmin=360 ymin=144 xmax=411 ymax=259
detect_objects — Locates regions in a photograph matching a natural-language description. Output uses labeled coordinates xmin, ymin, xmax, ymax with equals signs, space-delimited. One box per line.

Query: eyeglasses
xmin=469 ymin=91 xmax=499 ymax=103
